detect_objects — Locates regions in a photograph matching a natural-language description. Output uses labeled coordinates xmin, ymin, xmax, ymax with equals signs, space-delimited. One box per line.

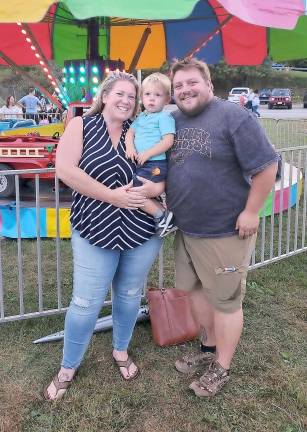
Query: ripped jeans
xmin=62 ymin=230 xmax=162 ymax=369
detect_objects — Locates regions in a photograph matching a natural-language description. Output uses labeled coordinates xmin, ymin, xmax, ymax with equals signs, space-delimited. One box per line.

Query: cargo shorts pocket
xmin=214 ymin=265 xmax=247 ymax=302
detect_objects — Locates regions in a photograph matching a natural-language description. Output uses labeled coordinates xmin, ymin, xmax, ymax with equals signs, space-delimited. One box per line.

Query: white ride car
xmin=228 ymin=87 xmax=251 ymax=103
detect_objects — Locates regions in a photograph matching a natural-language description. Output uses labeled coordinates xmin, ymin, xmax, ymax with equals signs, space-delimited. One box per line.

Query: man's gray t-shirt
xmin=18 ymin=95 xmax=40 ymax=114
xmin=167 ymin=97 xmax=278 ymax=237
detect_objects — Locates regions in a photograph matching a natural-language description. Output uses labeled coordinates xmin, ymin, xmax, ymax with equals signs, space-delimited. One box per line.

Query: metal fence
xmin=0 ymin=111 xmax=63 ymax=125
xmin=0 ymin=141 xmax=306 ymax=323
xmin=260 ymin=118 xmax=307 ymax=149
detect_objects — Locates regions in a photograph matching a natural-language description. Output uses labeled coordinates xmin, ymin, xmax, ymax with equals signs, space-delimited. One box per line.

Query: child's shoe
xmin=155 ymin=210 xmax=177 ymax=237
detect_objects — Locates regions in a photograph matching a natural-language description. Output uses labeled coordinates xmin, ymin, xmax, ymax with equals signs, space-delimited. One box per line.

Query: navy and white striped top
xmin=70 ymin=115 xmax=156 ymax=250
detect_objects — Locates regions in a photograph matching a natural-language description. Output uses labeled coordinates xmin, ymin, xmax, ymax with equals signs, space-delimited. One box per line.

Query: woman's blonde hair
xmin=142 ymin=72 xmax=171 ymax=97
xmin=84 ymin=71 xmax=140 ymax=118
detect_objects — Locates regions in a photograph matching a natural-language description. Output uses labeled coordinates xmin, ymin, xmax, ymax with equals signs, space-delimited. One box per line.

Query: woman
xmin=44 ymin=72 xmax=163 ymax=401
xmin=0 ymin=95 xmax=23 ymax=120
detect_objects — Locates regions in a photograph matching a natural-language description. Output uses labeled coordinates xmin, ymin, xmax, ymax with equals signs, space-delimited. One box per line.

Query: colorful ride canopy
xmin=0 ymin=0 xmax=306 ymax=69
xmin=1 ymin=0 xmax=305 ymax=26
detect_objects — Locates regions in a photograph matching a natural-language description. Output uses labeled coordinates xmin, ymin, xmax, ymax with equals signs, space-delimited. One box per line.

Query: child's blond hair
xmin=142 ymin=72 xmax=171 ymax=97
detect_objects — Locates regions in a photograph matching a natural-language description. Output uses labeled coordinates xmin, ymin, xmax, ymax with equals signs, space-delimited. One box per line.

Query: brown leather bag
xmin=147 ymin=287 xmax=199 ymax=346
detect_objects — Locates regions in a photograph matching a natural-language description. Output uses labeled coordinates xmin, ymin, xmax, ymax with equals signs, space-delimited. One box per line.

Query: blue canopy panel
xmin=165 ymin=0 xmax=223 ymax=64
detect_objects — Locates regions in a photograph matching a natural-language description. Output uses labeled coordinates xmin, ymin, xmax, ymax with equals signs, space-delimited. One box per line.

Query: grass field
xmin=0 ymin=111 xmax=306 ymax=431
xmin=0 ymin=234 xmax=306 ymax=432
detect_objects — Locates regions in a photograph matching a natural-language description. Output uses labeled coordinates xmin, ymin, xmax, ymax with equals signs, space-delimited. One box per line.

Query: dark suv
xmin=268 ymin=88 xmax=292 ymax=109
xmin=303 ymin=91 xmax=307 ymax=108
xmin=259 ymin=88 xmax=272 ymax=104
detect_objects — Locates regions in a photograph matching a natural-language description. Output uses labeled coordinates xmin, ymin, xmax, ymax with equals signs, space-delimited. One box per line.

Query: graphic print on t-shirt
xmin=170 ymin=127 xmax=212 ymax=165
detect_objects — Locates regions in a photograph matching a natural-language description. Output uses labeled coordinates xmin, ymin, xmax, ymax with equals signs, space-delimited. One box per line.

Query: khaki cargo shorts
xmin=175 ymin=232 xmax=256 ymax=313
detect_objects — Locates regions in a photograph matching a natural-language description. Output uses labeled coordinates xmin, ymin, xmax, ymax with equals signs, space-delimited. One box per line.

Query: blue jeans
xmin=252 ymin=105 xmax=260 ymax=117
xmin=62 ymin=230 xmax=162 ymax=369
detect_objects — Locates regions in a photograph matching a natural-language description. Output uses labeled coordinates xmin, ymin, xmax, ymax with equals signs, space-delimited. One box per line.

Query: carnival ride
xmin=0 ymin=0 xmax=305 ymax=238
xmin=1 ymin=121 xmax=64 ymax=138
xmin=0 ymin=102 xmax=90 ymax=198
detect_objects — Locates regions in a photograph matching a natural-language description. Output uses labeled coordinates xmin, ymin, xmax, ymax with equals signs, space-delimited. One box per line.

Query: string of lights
xmin=62 ymin=60 xmax=125 ymax=102
xmin=16 ymin=22 xmax=69 ymax=107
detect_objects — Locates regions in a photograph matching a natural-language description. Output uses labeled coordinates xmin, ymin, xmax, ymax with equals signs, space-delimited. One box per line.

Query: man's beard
xmin=177 ymin=98 xmax=209 ymax=117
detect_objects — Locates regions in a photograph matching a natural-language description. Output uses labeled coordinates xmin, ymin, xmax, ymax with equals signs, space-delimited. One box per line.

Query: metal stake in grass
xmin=33 ymin=305 xmax=149 ymax=344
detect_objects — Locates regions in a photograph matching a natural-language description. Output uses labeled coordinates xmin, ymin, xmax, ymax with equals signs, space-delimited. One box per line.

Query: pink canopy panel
xmin=0 ymin=1 xmax=306 ymax=72
xmin=218 ymin=0 xmax=305 ymax=30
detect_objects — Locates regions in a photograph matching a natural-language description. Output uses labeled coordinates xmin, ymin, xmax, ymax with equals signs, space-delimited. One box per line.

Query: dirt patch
xmin=0 ymin=377 xmax=35 ymax=432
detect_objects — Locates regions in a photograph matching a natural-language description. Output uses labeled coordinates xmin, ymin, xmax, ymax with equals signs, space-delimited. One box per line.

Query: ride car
xmin=227 ymin=87 xmax=251 ymax=104
xmin=268 ymin=88 xmax=292 ymax=109
xmin=303 ymin=90 xmax=307 ymax=108
xmin=0 ymin=102 xmax=90 ymax=197
xmin=259 ymin=88 xmax=272 ymax=105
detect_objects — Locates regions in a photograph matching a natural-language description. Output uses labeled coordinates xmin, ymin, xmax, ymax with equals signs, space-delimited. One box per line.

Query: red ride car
xmin=0 ymin=102 xmax=91 ymax=197
xmin=0 ymin=135 xmax=58 ymax=197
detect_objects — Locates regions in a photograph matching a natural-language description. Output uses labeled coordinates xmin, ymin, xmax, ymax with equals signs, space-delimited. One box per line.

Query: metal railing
xmin=0 ymin=112 xmax=63 ymax=128
xmin=0 ymin=144 xmax=306 ymax=323
xmin=260 ymin=118 xmax=307 ymax=149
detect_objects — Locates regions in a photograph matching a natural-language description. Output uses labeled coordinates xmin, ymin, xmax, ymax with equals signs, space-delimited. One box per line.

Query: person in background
xmin=246 ymin=89 xmax=254 ymax=110
xmin=252 ymin=89 xmax=261 ymax=118
xmin=39 ymin=114 xmax=49 ymax=125
xmin=125 ymin=72 xmax=176 ymax=237
xmin=167 ymin=58 xmax=278 ymax=398
xmin=80 ymin=87 xmax=92 ymax=103
xmin=43 ymin=71 xmax=163 ymax=401
xmin=39 ymin=96 xmax=48 ymax=114
xmin=0 ymin=95 xmax=23 ymax=120
xmin=18 ymin=87 xmax=42 ymax=124
xmin=239 ymin=91 xmax=247 ymax=107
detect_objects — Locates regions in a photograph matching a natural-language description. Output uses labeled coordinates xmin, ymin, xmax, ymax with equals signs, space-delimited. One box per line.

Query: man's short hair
xmin=142 ymin=72 xmax=171 ymax=97
xmin=170 ymin=58 xmax=212 ymax=83
xmin=29 ymin=87 xmax=35 ymax=93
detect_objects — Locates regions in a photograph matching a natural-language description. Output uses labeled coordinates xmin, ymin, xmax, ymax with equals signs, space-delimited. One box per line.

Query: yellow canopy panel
xmin=0 ymin=0 xmax=55 ymax=23
xmin=110 ymin=24 xmax=166 ymax=70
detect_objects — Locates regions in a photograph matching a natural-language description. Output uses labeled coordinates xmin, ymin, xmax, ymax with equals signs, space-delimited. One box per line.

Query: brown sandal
xmin=189 ymin=361 xmax=230 ymax=397
xmin=113 ymin=356 xmax=140 ymax=381
xmin=43 ymin=370 xmax=76 ymax=401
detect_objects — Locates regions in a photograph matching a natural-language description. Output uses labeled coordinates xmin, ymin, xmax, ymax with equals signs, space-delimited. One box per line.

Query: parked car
xmin=227 ymin=87 xmax=251 ymax=104
xmin=259 ymin=88 xmax=272 ymax=104
xmin=303 ymin=90 xmax=307 ymax=108
xmin=268 ymin=88 xmax=292 ymax=109
xmin=271 ymin=63 xmax=286 ymax=71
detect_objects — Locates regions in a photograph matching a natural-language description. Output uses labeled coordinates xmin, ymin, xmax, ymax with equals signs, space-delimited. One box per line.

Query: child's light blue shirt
xmin=131 ymin=111 xmax=175 ymax=160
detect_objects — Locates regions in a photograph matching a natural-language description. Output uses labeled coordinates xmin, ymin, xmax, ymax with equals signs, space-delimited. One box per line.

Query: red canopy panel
xmin=209 ymin=0 xmax=268 ymax=65
xmin=0 ymin=7 xmax=53 ymax=67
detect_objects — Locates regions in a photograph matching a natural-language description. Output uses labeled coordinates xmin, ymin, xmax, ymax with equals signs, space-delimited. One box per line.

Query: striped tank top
xmin=70 ymin=115 xmax=156 ymax=250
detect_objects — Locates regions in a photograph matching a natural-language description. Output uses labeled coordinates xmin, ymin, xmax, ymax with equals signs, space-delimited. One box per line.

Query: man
xmin=18 ymin=87 xmax=42 ymax=123
xmin=246 ymin=88 xmax=255 ymax=110
xmin=167 ymin=58 xmax=278 ymax=397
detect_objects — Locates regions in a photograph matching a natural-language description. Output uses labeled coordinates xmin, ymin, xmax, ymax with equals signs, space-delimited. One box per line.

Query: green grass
xmin=0 ymin=235 xmax=306 ymax=432
xmin=287 ymin=70 xmax=307 ymax=80
xmin=0 ymin=120 xmax=306 ymax=431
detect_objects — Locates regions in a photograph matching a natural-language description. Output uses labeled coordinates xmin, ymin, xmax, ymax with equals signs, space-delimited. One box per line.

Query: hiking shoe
xmin=175 ymin=350 xmax=216 ymax=375
xmin=189 ymin=361 xmax=230 ymax=397
xmin=155 ymin=210 xmax=177 ymax=238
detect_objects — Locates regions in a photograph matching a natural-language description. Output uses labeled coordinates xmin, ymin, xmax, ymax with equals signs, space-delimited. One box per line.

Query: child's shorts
xmin=133 ymin=160 xmax=167 ymax=186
